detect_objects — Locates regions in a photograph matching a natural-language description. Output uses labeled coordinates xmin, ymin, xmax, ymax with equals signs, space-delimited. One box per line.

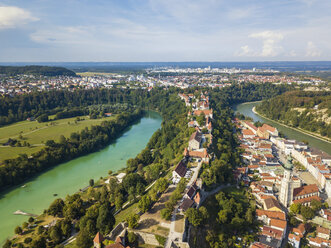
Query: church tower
xmin=279 ymin=156 xmax=294 ymax=207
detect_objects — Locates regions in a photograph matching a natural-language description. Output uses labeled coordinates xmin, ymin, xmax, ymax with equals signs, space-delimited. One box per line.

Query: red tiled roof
xmin=251 ymin=242 xmax=272 ymax=248
xmin=262 ymin=124 xmax=276 ymax=133
xmin=93 ymin=232 xmax=104 ymax=244
xmin=256 ymin=209 xmax=286 ymax=220
xmin=262 ymin=225 xmax=283 ymax=240
xmin=292 ymin=195 xmax=321 ymax=205
xmin=317 ymin=226 xmax=330 ymax=235
xmin=244 ymin=121 xmax=258 ymax=131
xmin=270 ymin=218 xmax=287 ymax=230
xmin=243 ymin=129 xmax=255 ymax=136
xmin=289 ymin=233 xmax=300 ymax=242
xmin=293 ymin=184 xmax=319 ymax=197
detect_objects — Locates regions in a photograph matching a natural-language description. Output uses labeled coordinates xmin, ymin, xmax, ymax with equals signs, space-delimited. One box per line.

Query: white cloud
xmin=235 ymin=45 xmax=254 ymax=56
xmin=249 ymin=31 xmax=284 ymax=57
xmin=306 ymin=41 xmax=321 ymax=57
xmin=0 ymin=6 xmax=38 ymax=29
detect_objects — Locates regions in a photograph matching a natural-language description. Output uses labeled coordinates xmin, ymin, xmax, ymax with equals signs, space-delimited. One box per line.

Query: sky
xmin=0 ymin=0 xmax=331 ymax=62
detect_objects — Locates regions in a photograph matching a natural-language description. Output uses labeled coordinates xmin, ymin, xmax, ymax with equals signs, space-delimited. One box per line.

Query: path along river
xmin=233 ymin=102 xmax=331 ymax=155
xmin=0 ymin=111 xmax=162 ymax=242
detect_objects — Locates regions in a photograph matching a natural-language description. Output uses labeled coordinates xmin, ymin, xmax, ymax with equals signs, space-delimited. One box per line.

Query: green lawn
xmin=0 ymin=115 xmax=115 ymax=161
xmin=115 ymin=201 xmax=140 ymax=226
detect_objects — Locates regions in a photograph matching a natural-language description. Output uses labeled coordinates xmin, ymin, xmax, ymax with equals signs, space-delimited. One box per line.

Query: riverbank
xmin=0 ymin=111 xmax=163 ymax=242
xmin=0 ymin=110 xmax=144 ymax=192
xmin=253 ymin=106 xmax=331 ymax=145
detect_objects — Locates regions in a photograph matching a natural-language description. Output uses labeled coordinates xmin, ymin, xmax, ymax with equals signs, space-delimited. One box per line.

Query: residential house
xmin=188 ymin=131 xmax=202 ymax=150
xmin=263 ymin=197 xmax=283 ymax=212
xmin=173 ymin=160 xmax=187 ymax=181
xmin=316 ymin=226 xmax=330 ymax=240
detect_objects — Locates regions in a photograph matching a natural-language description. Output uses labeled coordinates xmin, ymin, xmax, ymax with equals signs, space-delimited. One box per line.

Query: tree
xmin=14 ymin=226 xmax=23 ymax=235
xmin=127 ymin=232 xmax=138 ymax=246
xmin=185 ymin=208 xmax=203 ymax=227
xmin=115 ymin=194 xmax=124 ymax=211
xmin=155 ymin=178 xmax=168 ymax=193
xmin=290 ymin=203 xmax=301 ymax=214
xmin=2 ymin=240 xmax=12 ymax=248
xmin=37 ymin=114 xmax=49 ymax=123
xmin=161 ymin=208 xmax=172 ymax=220
xmin=61 ymin=220 xmax=72 ymax=237
xmin=89 ymin=179 xmax=94 ymax=187
xmin=290 ymin=216 xmax=300 ymax=227
xmin=96 ymin=203 xmax=115 ymax=234
xmin=24 ymin=237 xmax=32 ymax=244
xmin=196 ymin=113 xmax=206 ymax=127
xmin=300 ymin=206 xmax=315 ymax=220
xmin=50 ymin=227 xmax=62 ymax=244
xmin=199 ymin=206 xmax=209 ymax=222
xmin=245 ymin=208 xmax=254 ymax=224
xmin=76 ymin=229 xmax=93 ymax=248
xmin=22 ymin=222 xmax=29 ymax=229
xmin=138 ymin=195 xmax=152 ymax=213
xmin=30 ymin=236 xmax=46 ymax=248
xmin=311 ymin=199 xmax=322 ymax=212
xmin=48 ymin=198 xmax=65 ymax=217
xmin=217 ymin=210 xmax=229 ymax=224
xmin=127 ymin=214 xmax=140 ymax=229
xmin=28 ymin=217 xmax=35 ymax=223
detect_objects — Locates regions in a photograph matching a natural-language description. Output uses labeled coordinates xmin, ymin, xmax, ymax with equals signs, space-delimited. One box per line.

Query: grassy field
xmin=0 ymin=115 xmax=115 ymax=161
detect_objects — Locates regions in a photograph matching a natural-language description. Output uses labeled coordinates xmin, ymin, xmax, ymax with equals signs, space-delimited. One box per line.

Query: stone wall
xmin=108 ymin=222 xmax=126 ymax=240
xmin=133 ymin=230 xmax=163 ymax=246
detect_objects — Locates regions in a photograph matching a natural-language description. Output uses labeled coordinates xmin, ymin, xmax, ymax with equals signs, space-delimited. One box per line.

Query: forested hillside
xmin=256 ymin=91 xmax=331 ymax=138
xmin=0 ymin=66 xmax=76 ymax=76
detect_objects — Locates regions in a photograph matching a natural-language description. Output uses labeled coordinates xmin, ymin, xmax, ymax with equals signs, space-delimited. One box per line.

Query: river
xmin=0 ymin=111 xmax=162 ymax=242
xmin=233 ymin=102 xmax=331 ymax=155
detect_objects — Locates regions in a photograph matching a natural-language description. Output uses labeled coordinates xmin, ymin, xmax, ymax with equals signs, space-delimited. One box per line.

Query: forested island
xmin=256 ymin=91 xmax=331 ymax=139
xmin=0 ymin=66 xmax=76 ymax=77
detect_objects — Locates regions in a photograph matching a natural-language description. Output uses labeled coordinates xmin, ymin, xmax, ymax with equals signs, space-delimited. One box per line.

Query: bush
xmin=24 ymin=237 xmax=32 ymax=244
xmin=126 ymin=214 xmax=140 ymax=229
xmin=161 ymin=208 xmax=172 ymax=220
xmin=155 ymin=235 xmax=166 ymax=246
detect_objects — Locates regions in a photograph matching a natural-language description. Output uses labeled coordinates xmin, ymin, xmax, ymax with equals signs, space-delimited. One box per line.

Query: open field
xmin=136 ymin=187 xmax=173 ymax=236
xmin=0 ymin=115 xmax=115 ymax=161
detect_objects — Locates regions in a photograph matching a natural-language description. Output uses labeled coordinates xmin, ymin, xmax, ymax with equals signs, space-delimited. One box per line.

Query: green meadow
xmin=0 ymin=115 xmax=115 ymax=161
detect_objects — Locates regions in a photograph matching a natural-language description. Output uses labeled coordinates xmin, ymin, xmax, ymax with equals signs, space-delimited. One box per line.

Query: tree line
xmin=0 ymin=66 xmax=76 ymax=76
xmin=256 ymin=91 xmax=331 ymax=138
xmin=0 ymin=110 xmax=143 ymax=190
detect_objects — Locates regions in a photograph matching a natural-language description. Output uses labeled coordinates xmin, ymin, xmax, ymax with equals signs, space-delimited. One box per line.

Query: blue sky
xmin=0 ymin=0 xmax=330 ymax=62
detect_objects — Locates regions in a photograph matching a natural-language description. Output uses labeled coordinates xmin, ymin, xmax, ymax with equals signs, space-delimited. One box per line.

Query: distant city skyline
xmin=0 ymin=0 xmax=331 ymax=62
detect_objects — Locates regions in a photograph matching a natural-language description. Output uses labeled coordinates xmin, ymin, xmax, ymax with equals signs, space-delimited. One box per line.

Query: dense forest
xmin=256 ymin=91 xmax=331 ymax=138
xmin=0 ymin=88 xmax=157 ymax=126
xmin=0 ymin=66 xmax=76 ymax=76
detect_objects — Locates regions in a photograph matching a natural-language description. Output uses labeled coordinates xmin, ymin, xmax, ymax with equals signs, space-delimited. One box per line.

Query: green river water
xmin=233 ymin=102 xmax=331 ymax=155
xmin=0 ymin=111 xmax=162 ymax=242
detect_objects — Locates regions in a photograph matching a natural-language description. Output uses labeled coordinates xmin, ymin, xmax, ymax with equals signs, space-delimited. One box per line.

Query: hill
xmin=0 ymin=65 xmax=76 ymax=76
xmin=256 ymin=90 xmax=331 ymax=138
